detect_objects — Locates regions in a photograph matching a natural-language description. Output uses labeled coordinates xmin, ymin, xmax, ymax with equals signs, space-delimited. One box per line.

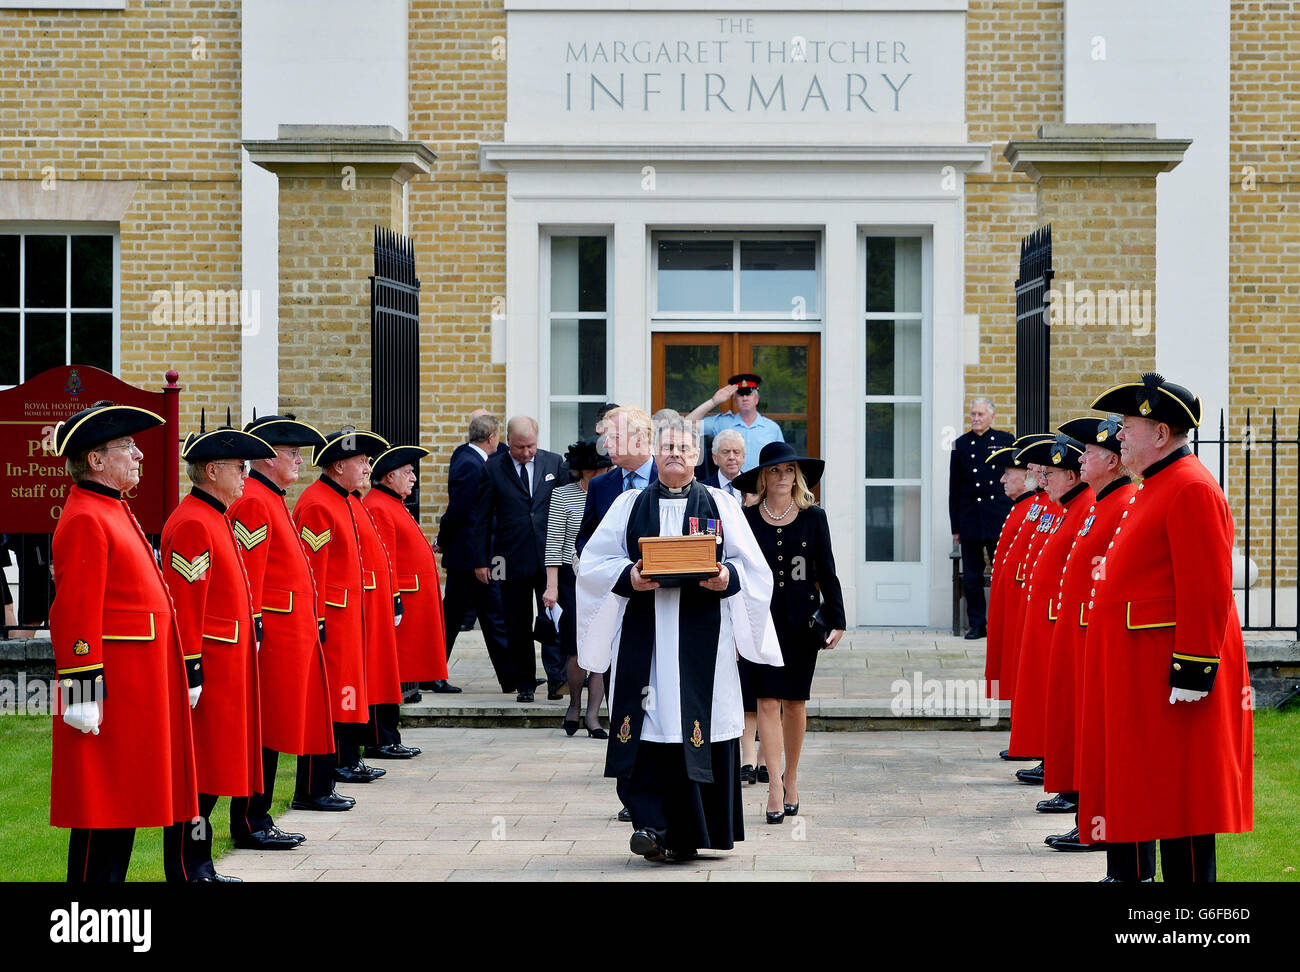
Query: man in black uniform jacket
xmin=948 ymin=397 xmax=1014 ymax=639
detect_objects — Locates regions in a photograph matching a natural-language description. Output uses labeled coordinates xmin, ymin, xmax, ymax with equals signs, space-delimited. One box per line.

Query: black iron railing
xmin=1015 ymin=225 xmax=1053 ymax=437
xmin=370 ymin=226 xmax=422 ymax=520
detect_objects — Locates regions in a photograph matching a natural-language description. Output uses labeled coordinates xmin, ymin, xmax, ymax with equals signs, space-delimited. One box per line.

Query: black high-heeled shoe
xmin=766 ymin=809 xmax=785 ymax=824
xmin=586 ymin=724 xmax=608 ymax=739
xmin=756 ymin=765 xmax=769 ymax=783
xmin=740 ymin=764 xmax=757 ymax=785
xmin=782 ymin=773 xmax=799 ymax=816
xmin=563 ymin=718 xmax=579 ymax=736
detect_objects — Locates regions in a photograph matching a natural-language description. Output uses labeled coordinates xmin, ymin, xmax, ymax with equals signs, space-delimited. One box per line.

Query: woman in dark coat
xmin=733 ymin=442 xmax=846 ymax=824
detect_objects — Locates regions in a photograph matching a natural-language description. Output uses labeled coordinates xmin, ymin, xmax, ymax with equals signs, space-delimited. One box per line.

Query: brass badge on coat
xmin=617 ymin=715 xmax=631 ymax=743
xmin=73 ymin=639 xmax=90 ymax=656
xmin=690 ymin=720 xmax=704 ymax=748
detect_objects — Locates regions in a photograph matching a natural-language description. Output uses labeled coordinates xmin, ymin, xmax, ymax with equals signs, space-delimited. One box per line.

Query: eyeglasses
xmin=275 ymin=447 xmax=302 ymax=460
xmin=98 ymin=439 xmax=137 ymax=453
xmin=214 ymin=460 xmax=250 ymax=475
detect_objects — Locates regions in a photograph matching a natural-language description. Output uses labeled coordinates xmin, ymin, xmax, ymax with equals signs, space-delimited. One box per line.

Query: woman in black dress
xmin=733 ymin=442 xmax=846 ymax=824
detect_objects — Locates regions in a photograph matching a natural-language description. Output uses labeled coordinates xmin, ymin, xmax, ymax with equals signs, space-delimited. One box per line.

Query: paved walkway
xmin=222 ymin=728 xmax=1101 ymax=882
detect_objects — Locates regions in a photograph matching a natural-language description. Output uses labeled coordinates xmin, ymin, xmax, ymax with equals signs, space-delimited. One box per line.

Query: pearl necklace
xmin=762 ymin=497 xmax=795 ymax=521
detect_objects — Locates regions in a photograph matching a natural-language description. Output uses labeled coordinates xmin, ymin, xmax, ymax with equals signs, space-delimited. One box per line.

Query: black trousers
xmin=333 ymin=721 xmax=366 ymax=768
xmin=1106 ymin=835 xmax=1216 ymax=882
xmin=163 ymin=792 xmax=220 ymax=882
xmin=960 ymin=538 xmax=997 ymax=628
xmin=366 ymin=702 xmax=402 ymax=748
xmin=230 ymin=747 xmax=280 ymax=839
xmin=442 ymin=568 xmax=512 ymax=689
xmin=501 ymin=572 xmax=566 ymax=693
xmin=67 ymin=827 xmax=136 ymax=883
xmin=296 ymin=753 xmax=337 ymax=799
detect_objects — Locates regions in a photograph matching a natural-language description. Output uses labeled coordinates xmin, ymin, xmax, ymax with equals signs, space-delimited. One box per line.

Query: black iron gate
xmin=370 ymin=226 xmax=421 ymax=518
xmin=1015 ymin=225 xmax=1052 ymax=436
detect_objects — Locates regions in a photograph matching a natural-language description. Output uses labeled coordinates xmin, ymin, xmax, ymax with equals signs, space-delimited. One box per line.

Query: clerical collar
xmin=1060 ymin=482 xmax=1090 ymax=506
xmin=653 ymin=479 xmax=695 ymax=497
xmin=372 ymin=483 xmax=403 ymax=500
xmin=1095 ymin=476 xmax=1132 ymax=502
xmin=1012 ymin=490 xmax=1037 ymax=505
xmin=319 ymin=473 xmax=350 ymax=497
xmin=76 ymin=480 xmax=121 ymax=500
xmin=190 ymin=486 xmax=227 ymax=514
xmin=1142 ymin=444 xmax=1192 ymax=481
xmin=249 ymin=468 xmax=285 ymax=496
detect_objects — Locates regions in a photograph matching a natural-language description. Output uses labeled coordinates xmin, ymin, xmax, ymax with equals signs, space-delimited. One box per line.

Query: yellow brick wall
xmin=0 ymin=1 xmax=243 ymax=485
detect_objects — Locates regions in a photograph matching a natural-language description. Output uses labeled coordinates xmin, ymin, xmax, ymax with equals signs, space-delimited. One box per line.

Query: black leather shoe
xmin=194 ymin=872 xmax=243 ymax=883
xmin=331 ymin=789 xmax=356 ymax=807
xmin=783 ymin=801 xmax=800 ymax=816
xmin=564 ymin=719 xmax=579 ymax=736
xmin=1000 ymin=749 xmax=1037 ymax=761
xmin=629 ymin=828 xmax=667 ymax=861
xmin=740 ymin=764 xmax=757 ymax=785
xmin=516 ymin=691 xmax=534 ymax=703
xmin=397 ymin=743 xmax=422 ymax=756
xmin=270 ymin=825 xmax=306 ymax=844
xmin=963 ymin=625 xmax=987 ymax=640
xmin=431 ymin=680 xmax=462 ymax=694
xmin=1051 ymin=836 xmax=1106 ymax=852
xmin=367 ymin=744 xmax=417 ymax=760
xmin=617 ymin=807 xmax=632 ymax=823
xmin=334 ymin=763 xmax=384 ymax=784
xmin=292 ymin=793 xmax=354 ymax=812
xmin=586 ymin=725 xmax=608 ymax=739
xmin=1015 ymin=762 xmax=1044 ymax=784
xmin=233 ymin=828 xmax=301 ymax=850
xmin=664 ymin=848 xmax=698 ymax=863
xmin=1045 ymin=826 xmax=1079 ymax=845
xmin=756 ymin=766 xmax=769 ymax=783
xmin=766 ymin=809 xmax=786 ymax=824
xmin=1036 ymin=794 xmax=1077 ymax=813
xmin=547 ymin=686 xmax=565 ymax=700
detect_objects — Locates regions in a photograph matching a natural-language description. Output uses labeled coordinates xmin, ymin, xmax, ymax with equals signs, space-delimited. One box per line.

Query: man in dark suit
xmin=575 ymin=405 xmax=657 ymax=558
xmin=473 ymin=415 xmax=567 ymax=701
xmin=438 ymin=412 xmax=513 ymax=693
xmin=948 ymin=397 xmax=1015 ymax=640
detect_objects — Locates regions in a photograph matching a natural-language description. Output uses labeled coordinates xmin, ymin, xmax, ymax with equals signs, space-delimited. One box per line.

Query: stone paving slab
xmin=222 ymin=727 xmax=1102 ymax=883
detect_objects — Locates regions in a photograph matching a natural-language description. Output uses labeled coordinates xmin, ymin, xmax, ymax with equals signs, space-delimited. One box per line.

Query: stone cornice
xmin=1004 ymin=124 xmax=1189 ymax=181
xmin=243 ymin=136 xmax=437 ymax=184
xmin=481 ymin=142 xmax=993 ymax=172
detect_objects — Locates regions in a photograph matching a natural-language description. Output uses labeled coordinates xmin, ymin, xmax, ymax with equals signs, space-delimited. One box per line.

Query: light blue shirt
xmin=622 ymin=457 xmax=654 ymax=490
xmin=700 ymin=412 xmax=785 ymax=471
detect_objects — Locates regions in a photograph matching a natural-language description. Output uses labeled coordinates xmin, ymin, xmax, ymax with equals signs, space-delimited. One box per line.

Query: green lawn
xmin=1217 ymin=707 xmax=1300 ymax=881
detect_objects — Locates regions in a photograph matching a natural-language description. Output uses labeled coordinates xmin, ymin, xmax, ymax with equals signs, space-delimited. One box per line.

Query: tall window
xmin=0 ymin=231 xmax=115 ymax=387
xmin=547 ymin=235 xmax=610 ymax=450
xmin=863 ymin=235 xmax=923 ymax=562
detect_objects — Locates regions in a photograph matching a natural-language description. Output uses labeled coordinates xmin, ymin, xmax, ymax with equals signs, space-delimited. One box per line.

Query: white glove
xmin=63 ymin=701 xmax=101 ymax=735
xmin=1169 ymin=687 xmax=1209 ymax=704
xmin=394 ymin=614 xmax=402 ymax=627
xmin=189 ymin=685 xmax=203 ymax=708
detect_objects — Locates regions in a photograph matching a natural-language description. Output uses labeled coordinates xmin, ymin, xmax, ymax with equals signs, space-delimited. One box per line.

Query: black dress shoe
xmin=194 ymin=872 xmax=243 ymax=883
xmin=233 ymin=828 xmax=301 ymax=850
xmin=270 ymin=825 xmax=306 ymax=844
xmin=756 ymin=766 xmax=769 ymax=783
xmin=617 ymin=807 xmax=632 ymax=823
xmin=431 ymin=680 xmax=462 ymax=694
xmin=1000 ymin=749 xmax=1038 ymax=761
xmin=331 ymin=789 xmax=356 ymax=806
xmin=1036 ymin=794 xmax=1077 ymax=813
xmin=664 ymin=848 xmax=698 ymax=863
xmin=1045 ymin=826 xmax=1079 ymax=845
xmin=1051 ymin=836 xmax=1106 ymax=852
xmin=740 ymin=764 xmax=757 ymax=785
xmin=766 ymin=809 xmax=786 ymax=824
xmin=367 ymin=744 xmax=417 ymax=760
xmin=1015 ymin=762 xmax=1044 ymax=784
xmin=964 ymin=625 xmax=987 ymax=640
xmin=398 ymin=743 xmax=422 ymax=756
xmin=334 ymin=763 xmax=384 ymax=784
xmin=516 ymin=691 xmax=534 ymax=703
xmin=564 ymin=719 xmax=579 ymax=736
xmin=547 ymin=686 xmax=565 ymax=701
xmin=783 ymin=801 xmax=800 ymax=816
xmin=291 ymin=793 xmax=354 ymax=812
xmin=586 ymin=725 xmax=608 ymax=739
xmin=629 ymin=828 xmax=667 ymax=861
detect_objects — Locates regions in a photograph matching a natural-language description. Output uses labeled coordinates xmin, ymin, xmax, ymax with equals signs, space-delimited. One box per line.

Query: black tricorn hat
xmin=1058 ymin=415 xmax=1123 ymax=455
xmin=313 ymin=427 xmax=389 ymax=467
xmin=243 ymin=411 xmax=327 ymax=449
xmin=1012 ymin=432 xmax=1054 ymax=448
xmin=371 ymin=445 xmax=430 ymax=481
xmin=1091 ymin=372 xmax=1201 ymax=429
xmin=1015 ymin=433 xmax=1085 ymax=472
xmin=182 ymin=409 xmax=276 ymax=463
xmin=54 ymin=400 xmax=165 ymax=458
xmin=564 ymin=437 xmax=613 ymax=473
xmin=985 ymin=446 xmax=1027 ymax=469
xmin=730 ymin=441 xmax=825 ymax=494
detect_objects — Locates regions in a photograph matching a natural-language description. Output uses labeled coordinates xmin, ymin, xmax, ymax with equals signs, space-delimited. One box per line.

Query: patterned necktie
xmin=623 ymin=471 xmax=636 ymax=492
xmin=518 ymin=460 xmax=530 ymax=497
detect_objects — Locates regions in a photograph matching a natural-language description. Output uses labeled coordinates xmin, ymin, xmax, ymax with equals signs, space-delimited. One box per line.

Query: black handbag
xmin=807 ymin=608 xmax=831 ymax=650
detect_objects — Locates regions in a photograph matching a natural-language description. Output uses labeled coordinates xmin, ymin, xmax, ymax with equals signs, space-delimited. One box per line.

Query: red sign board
xmin=0 ymin=365 xmax=180 ymax=533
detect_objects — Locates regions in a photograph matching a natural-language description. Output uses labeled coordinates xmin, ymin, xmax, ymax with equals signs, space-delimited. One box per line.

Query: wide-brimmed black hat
xmin=1058 ymin=415 xmax=1123 ymax=455
xmin=985 ymin=446 xmax=1028 ymax=469
xmin=1091 ymin=372 xmax=1201 ymax=429
xmin=313 ymin=427 xmax=389 ymax=467
xmin=564 ymin=437 xmax=612 ymax=473
xmin=731 ymin=441 xmax=825 ymax=494
xmin=371 ymin=445 xmax=429 ymax=480
xmin=243 ymin=411 xmax=327 ymax=449
xmin=54 ymin=400 xmax=165 ymax=458
xmin=1016 ymin=433 xmax=1085 ymax=472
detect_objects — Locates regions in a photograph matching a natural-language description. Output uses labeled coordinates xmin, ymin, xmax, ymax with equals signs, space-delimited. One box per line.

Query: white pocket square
xmin=544 ymin=472 xmax=555 ymax=481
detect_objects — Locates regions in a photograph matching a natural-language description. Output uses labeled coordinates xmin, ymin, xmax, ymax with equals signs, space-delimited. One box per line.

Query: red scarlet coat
xmin=228 ymin=470 xmax=335 ymax=755
xmin=49 ymin=482 xmax=199 ymax=829
xmin=363 ymin=485 xmax=449 ymax=682
xmin=994 ymin=493 xmax=1058 ymax=700
xmin=293 ymin=475 xmax=368 ymax=723
xmin=161 ymin=490 xmax=262 ymax=798
xmin=1007 ymin=484 xmax=1094 ymax=763
xmin=1078 ymin=449 xmax=1253 ymax=843
xmin=352 ymin=494 xmax=404 ymax=705
xmin=984 ymin=491 xmax=1038 ymax=700
xmin=1042 ymin=478 xmax=1136 ymax=794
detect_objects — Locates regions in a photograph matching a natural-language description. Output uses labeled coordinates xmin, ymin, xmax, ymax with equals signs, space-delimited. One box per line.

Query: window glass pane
xmin=865 ymin=402 xmax=922 ymax=479
xmin=0 ymin=313 xmax=17 ymax=384
xmin=865 ymin=485 xmax=921 ymax=562
xmin=749 ymin=343 xmax=807 ymax=415
xmin=24 ymin=236 xmax=66 ymax=309
xmin=549 ymin=401 xmax=604 ymax=455
xmin=72 ymin=312 xmax=113 ymax=371
xmin=739 ymin=240 xmax=817 ymax=314
xmin=0 ymin=236 xmax=18 ymax=307
xmin=24 ymin=311 xmax=65 ymax=378
xmin=71 ymin=236 xmax=113 ymax=308
xmin=550 ymin=236 xmax=606 ymax=313
xmin=865 ymin=319 xmax=922 ymax=396
xmin=550 ymin=318 xmax=606 ymax=396
xmin=663 ymin=343 xmax=720 ymax=413
xmin=865 ymin=237 xmax=921 ymax=313
xmin=776 ymin=418 xmax=807 ymax=458
xmin=657 ymin=240 xmax=732 ymax=312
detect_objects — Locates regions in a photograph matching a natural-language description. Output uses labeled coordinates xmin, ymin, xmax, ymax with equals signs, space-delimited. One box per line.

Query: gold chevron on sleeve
xmin=299 ymin=525 xmax=331 ymax=552
xmin=233 ymin=520 xmax=268 ymax=550
xmin=170 ymin=549 xmax=211 ymax=583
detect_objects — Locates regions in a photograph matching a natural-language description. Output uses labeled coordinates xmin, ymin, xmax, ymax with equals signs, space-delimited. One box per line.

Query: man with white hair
xmin=702 ymin=428 xmax=746 ymax=500
xmin=948 ymin=397 xmax=1015 ymax=640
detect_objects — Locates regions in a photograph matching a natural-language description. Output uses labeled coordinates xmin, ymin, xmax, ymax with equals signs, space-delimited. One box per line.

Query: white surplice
xmin=576 ymin=485 xmax=781 ymax=743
